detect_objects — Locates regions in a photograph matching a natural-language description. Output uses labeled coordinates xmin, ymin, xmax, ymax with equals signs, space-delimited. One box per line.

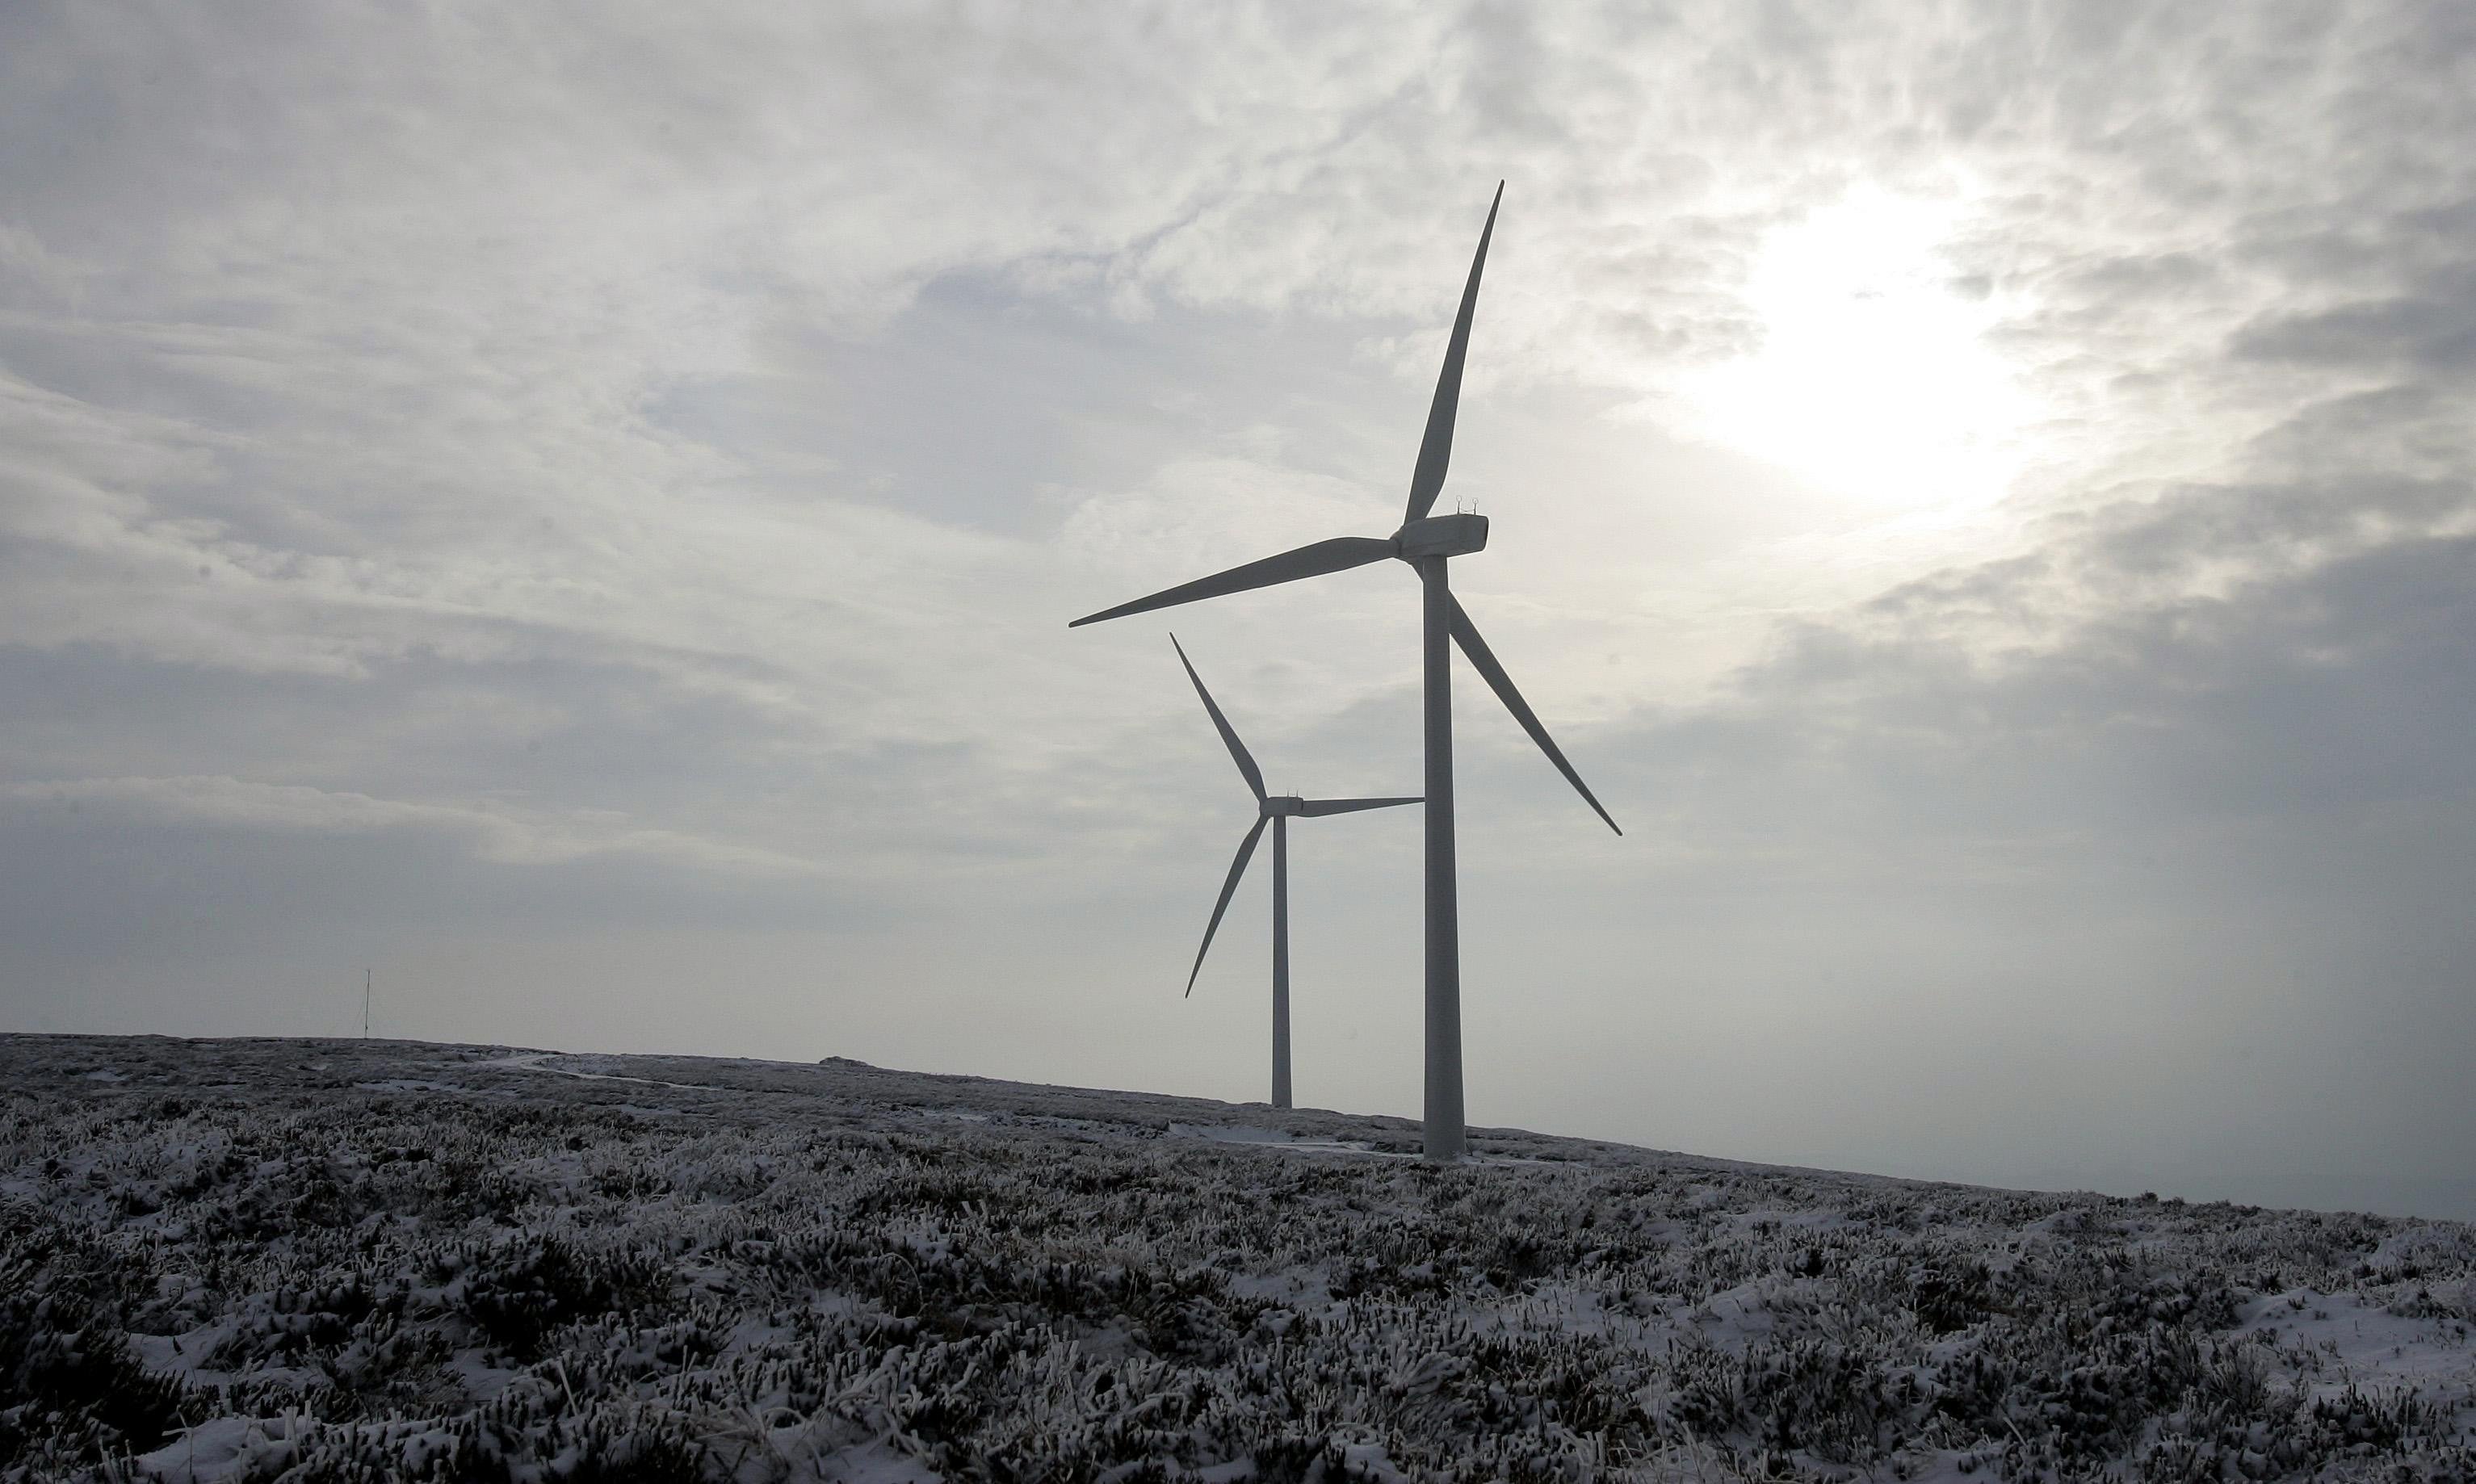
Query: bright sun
xmin=1685 ymin=188 xmax=2034 ymax=517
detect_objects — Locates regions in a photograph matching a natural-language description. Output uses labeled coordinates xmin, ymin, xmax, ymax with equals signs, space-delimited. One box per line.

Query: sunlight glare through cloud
xmin=1685 ymin=188 xmax=2036 ymax=518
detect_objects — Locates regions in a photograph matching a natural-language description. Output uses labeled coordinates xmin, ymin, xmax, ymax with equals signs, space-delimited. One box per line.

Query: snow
xmin=1165 ymin=1121 xmax=1410 ymax=1159
xmin=2 ymin=1032 xmax=2472 ymax=1482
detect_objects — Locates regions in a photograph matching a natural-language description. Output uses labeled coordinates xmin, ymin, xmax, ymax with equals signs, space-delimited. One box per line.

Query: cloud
xmin=2235 ymin=264 xmax=2476 ymax=375
xmin=1 ymin=775 xmax=822 ymax=878
xmin=6 ymin=1 xmax=2464 ymax=715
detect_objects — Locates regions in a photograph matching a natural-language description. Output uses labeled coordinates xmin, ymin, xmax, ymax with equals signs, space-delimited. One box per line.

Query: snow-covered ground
xmin=2 ymin=1034 xmax=2471 ymax=1482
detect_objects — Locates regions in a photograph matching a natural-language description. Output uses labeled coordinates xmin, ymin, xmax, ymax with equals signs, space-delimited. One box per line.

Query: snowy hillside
xmin=3 ymin=1034 xmax=2471 ymax=1482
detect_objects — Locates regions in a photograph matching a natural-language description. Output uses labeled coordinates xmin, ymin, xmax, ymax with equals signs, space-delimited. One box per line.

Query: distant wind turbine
xmin=1171 ymin=636 xmax=1418 ymax=1111
xmin=1072 ymin=185 xmax=1620 ymax=1161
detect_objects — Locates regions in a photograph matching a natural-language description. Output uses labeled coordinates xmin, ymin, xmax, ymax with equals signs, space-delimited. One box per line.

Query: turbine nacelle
xmin=1260 ymin=794 xmax=1308 ymax=817
xmin=1393 ymin=512 xmax=1489 ymax=560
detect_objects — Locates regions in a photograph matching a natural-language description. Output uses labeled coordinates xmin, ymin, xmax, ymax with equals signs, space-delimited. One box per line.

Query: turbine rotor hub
xmin=1393 ymin=512 xmax=1489 ymax=560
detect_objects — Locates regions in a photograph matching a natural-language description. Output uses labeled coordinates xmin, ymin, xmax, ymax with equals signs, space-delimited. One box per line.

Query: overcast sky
xmin=5 ymin=2 xmax=2472 ymax=1219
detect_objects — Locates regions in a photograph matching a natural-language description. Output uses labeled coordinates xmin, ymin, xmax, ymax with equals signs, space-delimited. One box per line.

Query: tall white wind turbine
xmin=1172 ymin=636 xmax=1417 ymax=1110
xmin=1074 ymin=187 xmax=1620 ymax=1160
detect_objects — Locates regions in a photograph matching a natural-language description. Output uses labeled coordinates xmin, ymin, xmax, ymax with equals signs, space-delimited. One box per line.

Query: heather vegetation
xmin=2 ymin=1035 xmax=2470 ymax=1482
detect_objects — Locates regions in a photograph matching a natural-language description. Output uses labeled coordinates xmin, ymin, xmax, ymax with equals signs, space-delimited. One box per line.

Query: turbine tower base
xmin=1420 ymin=555 xmax=1465 ymax=1163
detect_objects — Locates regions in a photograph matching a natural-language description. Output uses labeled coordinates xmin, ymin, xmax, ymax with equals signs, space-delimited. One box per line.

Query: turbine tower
xmin=1171 ymin=635 xmax=1418 ymax=1110
xmin=1072 ymin=185 xmax=1620 ymax=1161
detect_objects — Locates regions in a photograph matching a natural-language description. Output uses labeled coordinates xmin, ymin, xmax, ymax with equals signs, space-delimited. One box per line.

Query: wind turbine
xmin=1071 ymin=184 xmax=1620 ymax=1162
xmin=1171 ymin=635 xmax=1418 ymax=1111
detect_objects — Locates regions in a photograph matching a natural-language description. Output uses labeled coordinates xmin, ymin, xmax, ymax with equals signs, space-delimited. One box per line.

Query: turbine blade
xmin=1068 ymin=537 xmax=1397 ymax=628
xmin=1170 ymin=635 xmax=1265 ymax=801
xmin=1297 ymin=796 xmax=1422 ymax=816
xmin=1404 ymin=181 xmax=1504 ymax=524
xmin=1448 ymin=597 xmax=1622 ymax=835
xmin=1187 ymin=816 xmax=1270 ymax=996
